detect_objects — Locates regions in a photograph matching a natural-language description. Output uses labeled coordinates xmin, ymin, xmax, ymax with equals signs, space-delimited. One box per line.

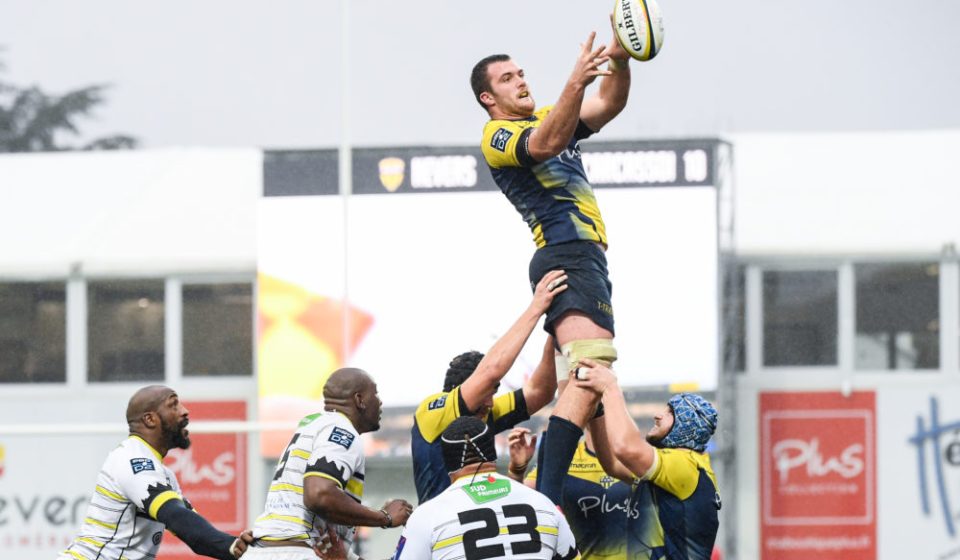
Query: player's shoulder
xmin=106 ymin=437 xmax=165 ymax=478
xmin=416 ymin=389 xmax=455 ymax=415
xmin=534 ymin=105 xmax=554 ymax=119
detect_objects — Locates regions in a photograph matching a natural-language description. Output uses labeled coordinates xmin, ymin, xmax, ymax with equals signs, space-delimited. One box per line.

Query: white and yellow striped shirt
xmin=394 ymin=472 xmax=579 ymax=560
xmin=59 ymin=435 xmax=186 ymax=560
xmin=253 ymin=411 xmax=365 ymax=548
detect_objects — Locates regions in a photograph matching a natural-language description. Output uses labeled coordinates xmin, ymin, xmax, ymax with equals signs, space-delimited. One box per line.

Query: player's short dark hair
xmin=443 ymin=351 xmax=485 ymax=392
xmin=441 ymin=416 xmax=497 ymax=472
xmin=470 ymin=54 xmax=511 ymax=109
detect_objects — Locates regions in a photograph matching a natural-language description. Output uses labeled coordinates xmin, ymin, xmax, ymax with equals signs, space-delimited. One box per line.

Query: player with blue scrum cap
xmin=574 ymin=360 xmax=721 ymax=560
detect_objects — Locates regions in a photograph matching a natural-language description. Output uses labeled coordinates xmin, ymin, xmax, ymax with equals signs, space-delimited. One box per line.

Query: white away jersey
xmin=59 ymin=435 xmax=187 ymax=560
xmin=253 ymin=411 xmax=365 ymax=548
xmin=393 ymin=472 xmax=580 ymax=560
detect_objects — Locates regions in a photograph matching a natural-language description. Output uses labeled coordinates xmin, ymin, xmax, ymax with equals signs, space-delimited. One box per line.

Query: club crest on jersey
xmin=328 ymin=427 xmax=356 ymax=449
xmin=130 ymin=457 xmax=156 ymax=474
xmin=428 ymin=395 xmax=448 ymax=410
xmin=490 ymin=128 xmax=513 ymax=152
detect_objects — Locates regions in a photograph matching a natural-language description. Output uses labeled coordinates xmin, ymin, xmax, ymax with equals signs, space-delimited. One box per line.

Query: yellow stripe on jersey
xmin=345 ymin=478 xmax=364 ymax=497
xmin=147 ymin=490 xmax=182 ymax=520
xmin=256 ymin=513 xmax=313 ymax=528
xmin=432 ymin=535 xmax=464 ymax=551
xmin=95 ymin=485 xmax=125 ymax=501
xmin=491 ymin=390 xmax=516 ymax=421
xmin=303 ymin=472 xmax=342 ymax=488
xmin=84 ymin=517 xmax=118 ymax=530
xmin=77 ymin=537 xmax=104 ymax=548
xmin=291 ymin=449 xmax=311 ymax=460
xmin=537 ymin=526 xmax=559 ymax=536
xmin=269 ymin=482 xmax=305 ymax=494
xmin=64 ymin=550 xmax=91 ymax=560
xmin=260 ymin=534 xmax=310 ymax=541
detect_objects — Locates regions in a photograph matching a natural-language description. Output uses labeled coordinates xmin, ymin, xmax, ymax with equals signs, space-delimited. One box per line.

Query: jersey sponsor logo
xmin=130 ymin=457 xmax=156 ymax=474
xmin=427 ymin=395 xmax=448 ymax=410
xmin=462 ymin=478 xmax=512 ymax=504
xmin=490 ymin=128 xmax=513 ymax=152
xmin=328 ymin=426 xmax=356 ymax=449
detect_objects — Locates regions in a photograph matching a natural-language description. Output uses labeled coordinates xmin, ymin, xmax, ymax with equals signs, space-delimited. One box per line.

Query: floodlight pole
xmin=339 ymin=0 xmax=352 ymax=364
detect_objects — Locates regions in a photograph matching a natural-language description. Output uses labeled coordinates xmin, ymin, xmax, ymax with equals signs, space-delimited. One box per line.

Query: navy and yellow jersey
xmin=411 ymin=385 xmax=530 ymax=504
xmin=627 ymin=448 xmax=720 ymax=560
xmin=527 ymin=441 xmax=632 ymax=560
xmin=481 ymin=105 xmax=608 ymax=248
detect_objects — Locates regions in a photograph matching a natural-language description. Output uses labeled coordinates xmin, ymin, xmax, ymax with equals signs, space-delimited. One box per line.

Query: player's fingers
xmin=530 ymin=434 xmax=538 ymax=448
xmin=580 ymin=31 xmax=597 ymax=54
xmin=546 ymin=274 xmax=568 ymax=292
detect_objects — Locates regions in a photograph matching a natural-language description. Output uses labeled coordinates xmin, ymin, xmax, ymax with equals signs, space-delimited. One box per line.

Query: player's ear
xmin=142 ymin=411 xmax=158 ymax=429
xmin=479 ymin=91 xmax=495 ymax=108
xmin=355 ymin=392 xmax=366 ymax=411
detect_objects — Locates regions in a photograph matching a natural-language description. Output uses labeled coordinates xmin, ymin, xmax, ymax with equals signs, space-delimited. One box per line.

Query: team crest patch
xmin=328 ymin=427 xmax=356 ymax=449
xmin=490 ymin=128 xmax=513 ymax=152
xmin=130 ymin=457 xmax=156 ymax=474
xmin=428 ymin=395 xmax=447 ymax=410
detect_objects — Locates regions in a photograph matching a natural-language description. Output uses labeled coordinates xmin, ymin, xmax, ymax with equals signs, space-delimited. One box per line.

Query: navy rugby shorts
xmin=529 ymin=240 xmax=614 ymax=337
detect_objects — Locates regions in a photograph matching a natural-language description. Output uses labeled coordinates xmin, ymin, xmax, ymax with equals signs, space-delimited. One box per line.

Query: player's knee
xmin=560 ymin=338 xmax=617 ymax=375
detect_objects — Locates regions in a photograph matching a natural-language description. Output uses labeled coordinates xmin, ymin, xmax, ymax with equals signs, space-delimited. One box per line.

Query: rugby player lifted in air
xmin=471 ymin=17 xmax=634 ymax=506
xmin=59 ymin=385 xmax=254 ymax=560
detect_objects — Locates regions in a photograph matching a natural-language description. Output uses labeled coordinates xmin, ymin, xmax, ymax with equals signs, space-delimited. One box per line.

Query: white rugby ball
xmin=613 ymin=0 xmax=665 ymax=61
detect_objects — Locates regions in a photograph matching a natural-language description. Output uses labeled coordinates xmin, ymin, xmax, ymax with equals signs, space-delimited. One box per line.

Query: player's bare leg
xmin=537 ymin=310 xmax=615 ymax=506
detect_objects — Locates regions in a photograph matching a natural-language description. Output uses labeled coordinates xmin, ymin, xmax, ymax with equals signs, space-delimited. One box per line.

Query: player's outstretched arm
xmin=581 ymin=15 xmax=632 ymax=132
xmin=521 ymin=335 xmax=560 ymax=413
xmin=588 ymin=413 xmax=639 ymax=484
xmin=527 ymin=32 xmax=610 ymax=162
xmin=459 ymin=270 xmax=567 ymax=412
xmin=304 ymin=477 xmax=413 ymax=528
xmin=155 ymin=500 xmax=252 ymax=560
xmin=574 ymin=359 xmax=657 ymax=479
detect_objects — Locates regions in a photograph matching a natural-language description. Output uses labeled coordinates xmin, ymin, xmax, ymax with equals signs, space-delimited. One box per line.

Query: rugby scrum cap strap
xmin=440 ymin=416 xmax=497 ymax=472
xmin=660 ymin=393 xmax=718 ymax=453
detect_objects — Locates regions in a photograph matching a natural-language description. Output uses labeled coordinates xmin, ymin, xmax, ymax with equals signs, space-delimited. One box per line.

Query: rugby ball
xmin=613 ymin=0 xmax=665 ymax=61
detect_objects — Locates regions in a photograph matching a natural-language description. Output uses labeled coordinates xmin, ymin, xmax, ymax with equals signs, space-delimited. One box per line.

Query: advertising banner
xmin=759 ymin=391 xmax=877 ymax=559
xmin=159 ymin=400 xmax=248 ymax=559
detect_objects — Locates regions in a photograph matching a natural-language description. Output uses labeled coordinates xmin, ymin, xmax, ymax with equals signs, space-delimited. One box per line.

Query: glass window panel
xmin=763 ymin=270 xmax=838 ymax=366
xmin=88 ymin=280 xmax=165 ymax=382
xmin=0 ymin=282 xmax=66 ymax=383
xmin=855 ymin=263 xmax=939 ymax=370
xmin=183 ymin=283 xmax=253 ymax=376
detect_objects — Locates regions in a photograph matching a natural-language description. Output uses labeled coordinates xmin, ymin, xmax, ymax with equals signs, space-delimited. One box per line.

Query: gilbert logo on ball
xmin=614 ymin=0 xmax=665 ymax=61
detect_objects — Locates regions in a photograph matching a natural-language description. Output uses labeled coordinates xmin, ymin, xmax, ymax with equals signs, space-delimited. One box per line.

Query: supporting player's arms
xmin=588 ymin=414 xmax=640 ymax=484
xmin=459 ymin=270 xmax=567 ymax=413
xmin=575 ymin=359 xmax=657 ymax=479
xmin=527 ymin=32 xmax=610 ymax=162
xmin=580 ymin=15 xmax=632 ymax=132
xmin=521 ymin=336 xmax=559 ymax=413
xmin=155 ymin=499 xmax=241 ymax=560
xmin=304 ymin=477 xmax=412 ymax=528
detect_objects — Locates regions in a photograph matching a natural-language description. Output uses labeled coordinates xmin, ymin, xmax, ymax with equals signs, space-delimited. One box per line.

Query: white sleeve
xmin=113 ymin=455 xmax=182 ymax=519
xmin=305 ymin=423 xmax=363 ymax=488
xmin=553 ymin=511 xmax=580 ymax=560
xmin=392 ymin=511 xmax=433 ymax=560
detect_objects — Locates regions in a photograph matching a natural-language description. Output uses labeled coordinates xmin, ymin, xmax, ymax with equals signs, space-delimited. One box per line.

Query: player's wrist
xmin=379 ymin=508 xmax=393 ymax=528
xmin=608 ymin=57 xmax=631 ymax=73
xmin=508 ymin=461 xmax=529 ymax=475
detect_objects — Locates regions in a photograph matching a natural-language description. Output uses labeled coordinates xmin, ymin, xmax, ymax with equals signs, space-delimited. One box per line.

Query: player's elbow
xmin=303 ymin=487 xmax=337 ymax=517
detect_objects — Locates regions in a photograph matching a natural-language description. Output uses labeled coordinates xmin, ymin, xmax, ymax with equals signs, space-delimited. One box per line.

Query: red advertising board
xmin=759 ymin=391 xmax=876 ymax=560
xmin=159 ymin=401 xmax=248 ymax=559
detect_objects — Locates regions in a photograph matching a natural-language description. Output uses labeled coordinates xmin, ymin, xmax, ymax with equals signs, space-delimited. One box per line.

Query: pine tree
xmin=0 ymin=57 xmax=138 ymax=152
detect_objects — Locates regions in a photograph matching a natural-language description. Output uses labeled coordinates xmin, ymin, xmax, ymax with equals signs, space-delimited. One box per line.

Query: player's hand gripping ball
xmin=613 ymin=0 xmax=665 ymax=61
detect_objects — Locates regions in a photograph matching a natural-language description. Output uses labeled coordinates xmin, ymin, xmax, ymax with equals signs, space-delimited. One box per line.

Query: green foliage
xmin=0 ymin=58 xmax=138 ymax=153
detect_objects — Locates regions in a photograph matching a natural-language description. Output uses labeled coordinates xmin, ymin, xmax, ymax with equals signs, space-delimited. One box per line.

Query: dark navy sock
xmin=538 ymin=415 xmax=583 ymax=506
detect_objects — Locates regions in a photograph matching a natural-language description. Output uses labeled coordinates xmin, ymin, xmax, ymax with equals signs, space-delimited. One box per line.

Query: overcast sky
xmin=2 ymin=0 xmax=959 ymax=150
